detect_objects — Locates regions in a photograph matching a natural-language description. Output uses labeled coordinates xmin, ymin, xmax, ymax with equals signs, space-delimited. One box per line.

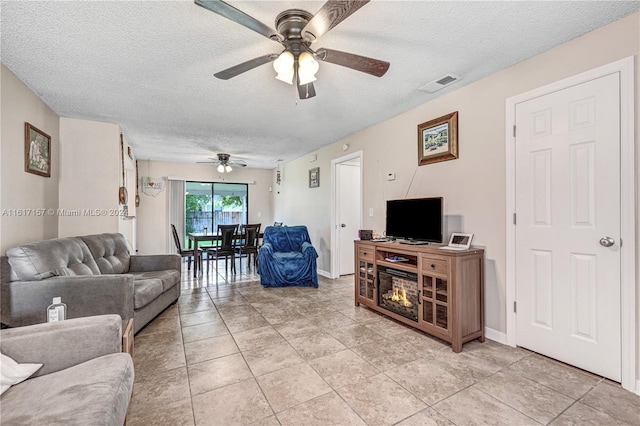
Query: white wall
xmin=58 ymin=118 xmax=120 ymax=237
xmin=274 ymin=13 xmax=639 ymax=343
xmin=272 ymin=157 xmax=333 ymax=271
xmin=1 ymin=64 xmax=60 ymax=253
xmin=136 ymin=161 xmax=274 ymax=255
xmin=1 ymin=67 xmax=132 ymax=251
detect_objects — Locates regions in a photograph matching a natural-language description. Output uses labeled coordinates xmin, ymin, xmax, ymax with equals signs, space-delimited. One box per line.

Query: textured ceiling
xmin=2 ymin=1 xmax=638 ymax=169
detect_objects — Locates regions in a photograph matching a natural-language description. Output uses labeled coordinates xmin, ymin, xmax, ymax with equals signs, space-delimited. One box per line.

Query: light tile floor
xmin=126 ymin=260 xmax=640 ymax=425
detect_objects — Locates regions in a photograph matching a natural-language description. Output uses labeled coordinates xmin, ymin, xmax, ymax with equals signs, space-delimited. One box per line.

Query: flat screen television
xmin=385 ymin=197 xmax=443 ymax=243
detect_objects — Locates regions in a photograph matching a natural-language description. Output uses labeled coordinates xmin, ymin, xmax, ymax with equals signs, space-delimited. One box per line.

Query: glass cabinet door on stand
xmin=421 ymin=274 xmax=449 ymax=332
xmin=420 ymin=256 xmax=451 ymax=336
xmin=355 ymin=243 xmax=376 ymax=306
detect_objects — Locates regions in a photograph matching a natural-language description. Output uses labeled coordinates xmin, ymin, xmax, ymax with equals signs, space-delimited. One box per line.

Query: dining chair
xmin=171 ymin=224 xmax=201 ymax=271
xmin=237 ymin=223 xmax=261 ymax=273
xmin=205 ymin=224 xmax=239 ymax=274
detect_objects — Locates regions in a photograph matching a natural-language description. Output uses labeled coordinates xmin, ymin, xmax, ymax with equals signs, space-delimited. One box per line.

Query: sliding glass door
xmin=185 ymin=182 xmax=248 ymax=240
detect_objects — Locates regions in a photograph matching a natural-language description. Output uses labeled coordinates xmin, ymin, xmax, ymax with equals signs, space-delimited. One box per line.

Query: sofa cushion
xmin=133 ymin=279 xmax=163 ymax=309
xmin=130 ymin=270 xmax=180 ymax=292
xmin=79 ymin=234 xmax=131 ymax=274
xmin=0 ymin=352 xmax=133 ymax=425
xmin=6 ymin=237 xmax=100 ymax=281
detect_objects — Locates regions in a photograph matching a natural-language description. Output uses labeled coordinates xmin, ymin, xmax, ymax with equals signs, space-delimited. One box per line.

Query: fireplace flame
xmin=390 ymin=285 xmax=413 ymax=307
xmin=391 ymin=288 xmax=400 ymax=302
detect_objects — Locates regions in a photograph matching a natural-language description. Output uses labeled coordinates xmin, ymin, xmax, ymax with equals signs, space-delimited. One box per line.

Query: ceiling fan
xmin=194 ymin=0 xmax=390 ymax=99
xmin=197 ymin=153 xmax=247 ymax=173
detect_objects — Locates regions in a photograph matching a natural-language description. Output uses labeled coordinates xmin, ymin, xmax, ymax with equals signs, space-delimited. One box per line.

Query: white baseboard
xmin=318 ymin=269 xmax=332 ymax=279
xmin=485 ymin=327 xmax=508 ymax=345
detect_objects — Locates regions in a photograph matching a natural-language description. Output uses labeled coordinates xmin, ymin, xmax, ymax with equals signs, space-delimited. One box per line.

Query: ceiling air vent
xmin=418 ymin=74 xmax=461 ymax=93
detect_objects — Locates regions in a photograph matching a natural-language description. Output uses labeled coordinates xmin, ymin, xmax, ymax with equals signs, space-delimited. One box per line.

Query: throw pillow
xmin=0 ymin=353 xmax=42 ymax=395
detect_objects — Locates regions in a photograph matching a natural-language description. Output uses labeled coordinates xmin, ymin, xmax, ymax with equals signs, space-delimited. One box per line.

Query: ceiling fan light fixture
xmin=217 ymin=164 xmax=225 ymax=173
xmin=298 ymin=70 xmax=317 ymax=85
xmin=298 ymin=52 xmax=319 ymax=74
xmin=275 ymin=69 xmax=295 ymax=85
xmin=225 ymin=165 xmax=233 ymax=173
xmin=274 ymin=51 xmax=294 ymax=71
xmin=298 ymin=51 xmax=319 ymax=85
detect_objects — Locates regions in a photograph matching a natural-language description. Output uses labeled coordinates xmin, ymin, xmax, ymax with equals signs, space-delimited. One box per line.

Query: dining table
xmin=187 ymin=231 xmax=263 ymax=277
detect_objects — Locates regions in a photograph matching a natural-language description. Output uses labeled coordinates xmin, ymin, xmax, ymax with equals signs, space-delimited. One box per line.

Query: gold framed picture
xmin=417 ymin=111 xmax=458 ymax=166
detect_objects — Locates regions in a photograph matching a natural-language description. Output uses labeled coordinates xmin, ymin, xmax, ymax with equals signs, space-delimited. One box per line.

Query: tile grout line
xmin=178 ymin=300 xmax=199 ymax=426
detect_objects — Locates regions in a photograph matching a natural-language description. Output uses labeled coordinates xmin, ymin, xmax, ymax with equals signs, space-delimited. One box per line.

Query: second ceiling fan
xmin=195 ymin=0 xmax=390 ymax=99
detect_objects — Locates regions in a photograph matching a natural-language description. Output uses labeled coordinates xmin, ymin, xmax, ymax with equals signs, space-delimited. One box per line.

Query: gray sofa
xmin=0 ymin=315 xmax=134 ymax=425
xmin=1 ymin=233 xmax=180 ymax=333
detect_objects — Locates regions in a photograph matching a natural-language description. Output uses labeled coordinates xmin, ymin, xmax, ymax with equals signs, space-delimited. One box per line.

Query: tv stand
xmin=354 ymin=240 xmax=484 ymax=352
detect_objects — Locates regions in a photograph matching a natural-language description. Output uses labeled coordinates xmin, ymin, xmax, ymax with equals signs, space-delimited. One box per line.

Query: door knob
xmin=599 ymin=237 xmax=615 ymax=247
xmin=341 ymin=224 xmax=346 ymax=228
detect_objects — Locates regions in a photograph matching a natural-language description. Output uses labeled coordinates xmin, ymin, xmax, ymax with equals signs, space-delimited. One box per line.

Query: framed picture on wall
xmin=24 ymin=122 xmax=51 ymax=177
xmin=309 ymin=167 xmax=319 ymax=188
xmin=417 ymin=111 xmax=458 ymax=166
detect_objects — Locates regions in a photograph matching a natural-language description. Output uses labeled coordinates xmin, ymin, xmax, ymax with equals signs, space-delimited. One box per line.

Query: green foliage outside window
xmin=185 ymin=194 xmax=243 ymax=234
xmin=185 ymin=194 xmax=210 ymax=234
xmin=216 ymin=195 xmax=242 ymax=208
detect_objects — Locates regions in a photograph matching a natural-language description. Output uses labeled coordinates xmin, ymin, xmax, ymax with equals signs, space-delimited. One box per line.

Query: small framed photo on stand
xmin=359 ymin=230 xmax=373 ymax=240
xmin=441 ymin=233 xmax=474 ymax=250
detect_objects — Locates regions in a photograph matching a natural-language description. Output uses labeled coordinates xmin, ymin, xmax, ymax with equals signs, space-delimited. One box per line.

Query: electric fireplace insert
xmin=377 ymin=266 xmax=419 ymax=322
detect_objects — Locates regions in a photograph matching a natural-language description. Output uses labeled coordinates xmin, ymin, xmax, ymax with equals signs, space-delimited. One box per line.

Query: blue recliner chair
xmin=258 ymin=225 xmax=319 ymax=288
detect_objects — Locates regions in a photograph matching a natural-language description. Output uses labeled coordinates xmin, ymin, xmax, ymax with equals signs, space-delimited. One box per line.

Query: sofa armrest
xmin=129 ymin=254 xmax=181 ymax=273
xmin=0 ymin=315 xmax=122 ymax=377
xmin=259 ymin=243 xmax=273 ymax=257
xmin=301 ymin=242 xmax=318 ymax=259
xmin=1 ymin=275 xmax=134 ymax=327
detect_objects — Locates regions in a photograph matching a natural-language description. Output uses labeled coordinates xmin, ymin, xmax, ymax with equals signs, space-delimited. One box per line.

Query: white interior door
xmin=514 ymin=72 xmax=621 ymax=381
xmin=337 ymin=161 xmax=361 ymax=275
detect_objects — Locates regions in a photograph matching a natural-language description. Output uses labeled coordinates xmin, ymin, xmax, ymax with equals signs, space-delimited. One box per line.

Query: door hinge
xmin=513 ymin=125 xmax=516 ymax=137
xmin=513 ymin=301 xmax=517 ymax=313
xmin=513 ymin=213 xmax=516 ymax=225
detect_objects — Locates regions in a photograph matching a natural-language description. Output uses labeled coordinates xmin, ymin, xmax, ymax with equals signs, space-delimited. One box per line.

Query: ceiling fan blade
xmin=229 ymin=161 xmax=247 ymax=167
xmin=195 ymin=0 xmax=281 ymax=41
xmin=315 ymin=48 xmax=389 ymax=77
xmin=297 ymin=81 xmax=316 ymax=100
xmin=302 ymin=0 xmax=369 ymax=42
xmin=214 ymin=54 xmax=278 ymax=80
